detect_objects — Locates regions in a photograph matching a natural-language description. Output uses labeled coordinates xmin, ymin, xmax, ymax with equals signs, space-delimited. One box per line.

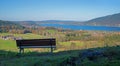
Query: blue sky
xmin=0 ymin=0 xmax=120 ymax=21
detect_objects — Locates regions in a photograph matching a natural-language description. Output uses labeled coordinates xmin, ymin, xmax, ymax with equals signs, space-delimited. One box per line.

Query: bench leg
xmin=22 ymin=48 xmax=24 ymax=53
xmin=19 ymin=48 xmax=21 ymax=54
xmin=51 ymin=47 xmax=53 ymax=53
xmin=19 ymin=48 xmax=24 ymax=54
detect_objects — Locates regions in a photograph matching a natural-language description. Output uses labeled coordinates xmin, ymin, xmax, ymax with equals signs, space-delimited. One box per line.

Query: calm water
xmin=40 ymin=24 xmax=120 ymax=31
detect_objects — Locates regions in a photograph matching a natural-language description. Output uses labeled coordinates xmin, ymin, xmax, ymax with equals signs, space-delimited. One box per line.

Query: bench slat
xmin=20 ymin=46 xmax=56 ymax=48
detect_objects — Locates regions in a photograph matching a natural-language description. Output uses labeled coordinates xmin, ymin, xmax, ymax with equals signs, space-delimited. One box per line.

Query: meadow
xmin=0 ymin=31 xmax=120 ymax=52
xmin=0 ymin=30 xmax=120 ymax=66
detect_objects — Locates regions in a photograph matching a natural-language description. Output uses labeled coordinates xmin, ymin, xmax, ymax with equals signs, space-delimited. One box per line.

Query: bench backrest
xmin=16 ymin=38 xmax=56 ymax=47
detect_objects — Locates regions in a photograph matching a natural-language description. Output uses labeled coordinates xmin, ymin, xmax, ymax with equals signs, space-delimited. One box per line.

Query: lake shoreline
xmin=40 ymin=24 xmax=120 ymax=31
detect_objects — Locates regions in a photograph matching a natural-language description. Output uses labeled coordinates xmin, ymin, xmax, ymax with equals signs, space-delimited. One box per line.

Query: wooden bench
xmin=16 ymin=38 xmax=56 ymax=53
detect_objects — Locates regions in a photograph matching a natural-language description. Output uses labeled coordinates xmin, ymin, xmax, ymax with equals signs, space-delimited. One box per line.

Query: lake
xmin=40 ymin=24 xmax=120 ymax=31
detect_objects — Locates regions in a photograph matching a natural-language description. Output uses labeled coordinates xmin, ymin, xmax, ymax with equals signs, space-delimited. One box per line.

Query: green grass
xmin=46 ymin=29 xmax=58 ymax=33
xmin=0 ymin=32 xmax=120 ymax=51
xmin=0 ymin=33 xmax=42 ymax=39
xmin=0 ymin=46 xmax=120 ymax=66
xmin=0 ymin=33 xmax=48 ymax=52
xmin=0 ymin=32 xmax=120 ymax=66
xmin=0 ymin=39 xmax=17 ymax=51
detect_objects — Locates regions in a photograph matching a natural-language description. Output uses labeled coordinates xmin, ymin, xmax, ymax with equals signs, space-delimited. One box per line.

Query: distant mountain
xmin=1 ymin=13 xmax=120 ymax=27
xmin=37 ymin=13 xmax=120 ymax=27
xmin=84 ymin=13 xmax=120 ymax=27
xmin=39 ymin=20 xmax=77 ymax=22
xmin=13 ymin=21 xmax=39 ymax=27
xmin=0 ymin=20 xmax=24 ymax=28
xmin=13 ymin=20 xmax=81 ymax=27
xmin=36 ymin=20 xmax=81 ymax=25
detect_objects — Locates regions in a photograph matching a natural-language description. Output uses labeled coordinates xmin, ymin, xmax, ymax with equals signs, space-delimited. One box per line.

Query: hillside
xmin=1 ymin=13 xmax=120 ymax=27
xmin=13 ymin=20 xmax=81 ymax=27
xmin=84 ymin=13 xmax=120 ymax=26
xmin=36 ymin=20 xmax=80 ymax=25
xmin=0 ymin=20 xmax=24 ymax=32
xmin=0 ymin=20 xmax=24 ymax=27
xmin=13 ymin=21 xmax=39 ymax=27
xmin=0 ymin=20 xmax=22 ymax=27
xmin=0 ymin=30 xmax=120 ymax=66
xmin=0 ymin=46 xmax=120 ymax=66
xmin=37 ymin=13 xmax=120 ymax=27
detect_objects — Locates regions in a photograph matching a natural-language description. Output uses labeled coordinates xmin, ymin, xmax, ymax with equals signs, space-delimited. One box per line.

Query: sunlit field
xmin=0 ymin=31 xmax=120 ymax=51
xmin=0 ymin=30 xmax=120 ymax=66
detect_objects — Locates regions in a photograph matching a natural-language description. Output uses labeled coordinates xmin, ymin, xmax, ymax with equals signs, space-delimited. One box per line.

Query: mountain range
xmin=84 ymin=13 xmax=120 ymax=26
xmin=0 ymin=13 xmax=120 ymax=27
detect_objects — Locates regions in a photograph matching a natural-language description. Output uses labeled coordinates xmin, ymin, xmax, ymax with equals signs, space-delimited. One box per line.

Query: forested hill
xmin=36 ymin=13 xmax=120 ymax=27
xmin=1 ymin=13 xmax=120 ymax=27
xmin=0 ymin=20 xmax=24 ymax=29
xmin=84 ymin=13 xmax=120 ymax=26
xmin=14 ymin=21 xmax=39 ymax=27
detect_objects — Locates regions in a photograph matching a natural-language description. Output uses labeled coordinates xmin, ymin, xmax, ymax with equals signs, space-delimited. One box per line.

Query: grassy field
xmin=0 ymin=33 xmax=42 ymax=39
xmin=0 ymin=46 xmax=120 ymax=66
xmin=0 ymin=33 xmax=53 ymax=52
xmin=0 ymin=31 xmax=120 ymax=51
xmin=0 ymin=33 xmax=43 ymax=51
xmin=0 ymin=39 xmax=16 ymax=51
xmin=0 ymin=31 xmax=120 ymax=66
